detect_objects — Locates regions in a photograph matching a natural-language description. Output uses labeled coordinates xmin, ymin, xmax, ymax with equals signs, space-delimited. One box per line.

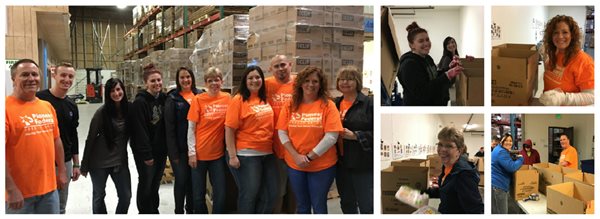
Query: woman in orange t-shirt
xmin=187 ymin=67 xmax=230 ymax=213
xmin=224 ymin=65 xmax=278 ymax=213
xmin=540 ymin=15 xmax=594 ymax=106
xmin=277 ymin=66 xmax=344 ymax=214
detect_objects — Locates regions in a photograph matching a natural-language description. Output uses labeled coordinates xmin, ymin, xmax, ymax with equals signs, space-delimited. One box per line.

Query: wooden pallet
xmin=161 ymin=158 xmax=174 ymax=184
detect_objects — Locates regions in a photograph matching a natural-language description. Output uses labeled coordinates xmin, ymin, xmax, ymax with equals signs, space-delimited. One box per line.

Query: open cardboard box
xmin=564 ymin=172 xmax=595 ymax=186
xmin=547 ymin=182 xmax=594 ymax=214
xmin=512 ymin=165 xmax=539 ymax=200
xmin=491 ymin=47 xmax=539 ymax=106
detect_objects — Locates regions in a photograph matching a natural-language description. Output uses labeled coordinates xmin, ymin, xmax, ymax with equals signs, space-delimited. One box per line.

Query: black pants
xmin=171 ymin=153 xmax=193 ymax=214
xmin=336 ymin=161 xmax=374 ymax=214
xmin=134 ymin=155 xmax=167 ymax=214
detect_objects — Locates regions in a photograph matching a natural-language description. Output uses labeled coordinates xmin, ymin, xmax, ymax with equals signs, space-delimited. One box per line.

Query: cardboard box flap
xmin=493 ymin=43 xmax=537 ymax=51
xmin=564 ymin=172 xmax=595 ymax=186
xmin=547 ymin=182 xmax=594 ymax=214
xmin=391 ymin=159 xmax=429 ymax=167
xmin=380 ymin=7 xmax=402 ymax=98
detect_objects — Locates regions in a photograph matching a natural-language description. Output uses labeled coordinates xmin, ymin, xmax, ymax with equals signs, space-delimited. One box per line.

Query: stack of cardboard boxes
xmin=190 ymin=14 xmax=249 ymax=88
xmin=491 ymin=43 xmax=539 ymax=106
xmin=156 ymin=48 xmax=194 ymax=87
xmin=248 ymin=6 xmax=365 ymax=88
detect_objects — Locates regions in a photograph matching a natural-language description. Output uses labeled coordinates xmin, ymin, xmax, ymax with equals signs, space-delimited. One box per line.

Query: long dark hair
xmin=442 ymin=36 xmax=459 ymax=58
xmin=291 ymin=66 xmax=330 ymax=112
xmin=102 ymin=78 xmax=128 ymax=148
xmin=237 ymin=65 xmax=267 ymax=103
xmin=175 ymin=67 xmax=197 ymax=91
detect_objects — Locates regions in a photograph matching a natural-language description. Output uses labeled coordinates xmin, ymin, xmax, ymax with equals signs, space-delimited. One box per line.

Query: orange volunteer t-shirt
xmin=265 ymin=76 xmax=295 ymax=159
xmin=559 ymin=145 xmax=578 ymax=169
xmin=187 ymin=92 xmax=230 ymax=161
xmin=225 ymin=94 xmax=274 ymax=153
xmin=336 ymin=98 xmax=354 ymax=156
xmin=544 ymin=50 xmax=594 ymax=92
xmin=277 ymin=99 xmax=344 ymax=172
xmin=180 ymin=90 xmax=195 ymax=104
xmin=5 ymin=96 xmax=60 ymax=200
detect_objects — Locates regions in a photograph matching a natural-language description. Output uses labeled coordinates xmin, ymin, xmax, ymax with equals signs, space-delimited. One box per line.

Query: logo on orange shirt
xmin=289 ymin=112 xmax=323 ymax=128
xmin=205 ymin=104 xmax=228 ymax=119
xmin=20 ymin=113 xmax=55 ymax=136
xmin=251 ymin=104 xmax=273 ymax=118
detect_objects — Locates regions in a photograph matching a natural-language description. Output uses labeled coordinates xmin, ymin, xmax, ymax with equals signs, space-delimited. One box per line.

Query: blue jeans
xmin=57 ymin=160 xmax=72 ymax=214
xmin=492 ymin=187 xmax=508 ymax=214
xmin=6 ymin=190 xmax=59 ymax=214
xmin=89 ymin=165 xmax=132 ymax=214
xmin=336 ymin=161 xmax=373 ymax=214
xmin=228 ymin=154 xmax=279 ymax=213
xmin=134 ymin=155 xmax=167 ymax=214
xmin=171 ymin=153 xmax=193 ymax=214
xmin=191 ymin=155 xmax=227 ymax=214
xmin=287 ymin=165 xmax=336 ymax=214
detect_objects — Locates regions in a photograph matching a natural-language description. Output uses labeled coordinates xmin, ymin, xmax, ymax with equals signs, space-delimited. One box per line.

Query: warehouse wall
xmin=492 ymin=6 xmax=587 ymax=47
xmin=522 ymin=114 xmax=594 ymax=163
xmin=6 ymin=6 xmax=69 ymax=64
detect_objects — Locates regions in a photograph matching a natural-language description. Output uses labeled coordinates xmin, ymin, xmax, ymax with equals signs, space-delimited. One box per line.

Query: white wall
xmin=491 ymin=6 xmax=547 ymax=45
xmin=522 ymin=114 xmax=594 ymax=164
xmin=381 ymin=114 xmax=484 ymax=169
xmin=460 ymin=6 xmax=484 ymax=57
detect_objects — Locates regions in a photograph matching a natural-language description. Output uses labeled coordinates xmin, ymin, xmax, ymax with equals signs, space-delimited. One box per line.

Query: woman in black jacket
xmin=130 ymin=63 xmax=168 ymax=214
xmin=164 ymin=67 xmax=202 ymax=214
xmin=81 ymin=78 xmax=131 ymax=214
xmin=397 ymin=22 xmax=463 ymax=106
xmin=333 ymin=66 xmax=373 ymax=214
xmin=425 ymin=126 xmax=483 ymax=214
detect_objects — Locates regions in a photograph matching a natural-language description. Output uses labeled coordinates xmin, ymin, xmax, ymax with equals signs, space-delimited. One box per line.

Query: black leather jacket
xmin=334 ymin=92 xmax=373 ymax=171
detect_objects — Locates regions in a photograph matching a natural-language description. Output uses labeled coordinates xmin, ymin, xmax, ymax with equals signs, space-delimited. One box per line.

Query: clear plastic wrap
xmin=395 ymin=185 xmax=429 ymax=209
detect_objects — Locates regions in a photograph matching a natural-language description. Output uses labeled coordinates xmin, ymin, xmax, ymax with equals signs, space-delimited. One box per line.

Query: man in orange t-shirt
xmin=559 ymin=134 xmax=579 ymax=169
xmin=266 ymin=54 xmax=296 ymax=213
xmin=5 ymin=59 xmax=67 ymax=214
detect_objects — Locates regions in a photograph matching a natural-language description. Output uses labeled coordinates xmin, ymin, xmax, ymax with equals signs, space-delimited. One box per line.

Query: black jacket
xmin=80 ymin=105 xmax=130 ymax=173
xmin=36 ymin=90 xmax=79 ymax=162
xmin=334 ymin=92 xmax=373 ymax=171
xmin=426 ymin=155 xmax=484 ymax=214
xmin=398 ymin=52 xmax=452 ymax=106
xmin=164 ymin=88 xmax=202 ymax=162
xmin=130 ymin=90 xmax=167 ymax=161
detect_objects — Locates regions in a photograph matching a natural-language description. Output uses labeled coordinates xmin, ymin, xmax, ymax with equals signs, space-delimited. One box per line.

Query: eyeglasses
xmin=273 ymin=62 xmax=288 ymax=69
xmin=437 ymin=142 xmax=457 ymax=150
xmin=339 ymin=77 xmax=355 ymax=82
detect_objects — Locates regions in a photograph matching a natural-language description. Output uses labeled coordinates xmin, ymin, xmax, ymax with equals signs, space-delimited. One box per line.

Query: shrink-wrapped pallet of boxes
xmin=158 ymin=48 xmax=195 ymax=88
xmin=190 ymin=14 xmax=249 ymax=89
xmin=248 ymin=6 xmax=364 ymax=88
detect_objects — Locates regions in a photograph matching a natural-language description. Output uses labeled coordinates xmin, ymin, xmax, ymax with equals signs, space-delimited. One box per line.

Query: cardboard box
xmin=325 ymin=6 xmax=363 ymax=14
xmin=262 ymin=6 xmax=287 ymax=17
xmin=291 ymin=57 xmax=322 ymax=74
xmin=286 ymin=25 xmax=323 ymax=43
xmin=512 ymin=165 xmax=539 ymax=200
xmin=381 ymin=7 xmax=402 ymax=102
xmin=476 ymin=157 xmax=485 ymax=172
xmin=339 ymin=43 xmax=364 ymax=59
xmin=285 ymin=41 xmax=323 ymax=58
xmin=564 ymin=172 xmax=595 ymax=186
xmin=247 ymin=48 xmax=261 ymax=62
xmin=547 ymin=182 xmax=594 ymax=214
xmin=479 ymin=172 xmax=485 ymax=186
xmin=333 ymin=12 xmax=365 ymax=30
xmin=381 ymin=192 xmax=417 ymax=214
xmin=493 ymin=43 xmax=536 ymax=51
xmin=456 ymin=58 xmax=484 ymax=106
xmin=333 ymin=28 xmax=364 ymax=44
xmin=391 ymin=159 xmax=429 ymax=167
xmin=249 ymin=6 xmax=263 ymax=22
xmin=286 ymin=7 xmax=325 ymax=26
xmin=260 ymin=27 xmax=286 ymax=47
xmin=381 ymin=165 xmax=429 ymax=192
xmin=491 ymin=47 xmax=539 ymax=106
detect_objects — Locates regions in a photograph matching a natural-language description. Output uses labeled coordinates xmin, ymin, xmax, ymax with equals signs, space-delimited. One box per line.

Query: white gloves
xmin=539 ymin=89 xmax=594 ymax=106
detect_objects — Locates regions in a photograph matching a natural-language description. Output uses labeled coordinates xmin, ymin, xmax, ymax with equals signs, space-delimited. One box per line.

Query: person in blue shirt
xmin=491 ymin=133 xmax=524 ymax=214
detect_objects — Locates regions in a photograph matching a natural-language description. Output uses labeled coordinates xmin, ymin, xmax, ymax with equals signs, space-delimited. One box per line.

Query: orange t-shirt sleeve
xmin=187 ymin=96 xmax=201 ymax=122
xmin=276 ymin=102 xmax=290 ymax=131
xmin=575 ymin=57 xmax=594 ymax=90
xmin=323 ymin=101 xmax=344 ymax=132
xmin=225 ymin=95 xmax=242 ymax=129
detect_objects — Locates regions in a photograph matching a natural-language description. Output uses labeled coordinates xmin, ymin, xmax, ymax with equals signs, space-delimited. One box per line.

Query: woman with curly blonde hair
xmin=540 ymin=15 xmax=594 ymax=106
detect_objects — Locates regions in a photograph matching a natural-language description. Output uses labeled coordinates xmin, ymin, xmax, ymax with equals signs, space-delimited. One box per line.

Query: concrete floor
xmin=66 ymin=103 xmax=342 ymax=214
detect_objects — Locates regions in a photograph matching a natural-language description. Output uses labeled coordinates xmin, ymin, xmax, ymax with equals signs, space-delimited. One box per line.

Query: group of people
xmin=491 ymin=133 xmax=579 ymax=214
xmin=5 ymin=54 xmax=374 ymax=214
xmin=397 ymin=15 xmax=594 ymax=106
